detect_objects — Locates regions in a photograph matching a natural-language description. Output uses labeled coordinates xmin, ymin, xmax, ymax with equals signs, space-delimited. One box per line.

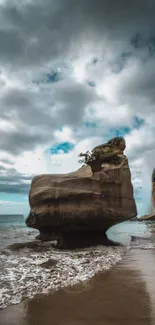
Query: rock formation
xmin=137 ymin=169 xmax=155 ymax=222
xmin=26 ymin=137 xmax=137 ymax=248
xmin=152 ymin=169 xmax=155 ymax=211
xmin=138 ymin=213 xmax=155 ymax=221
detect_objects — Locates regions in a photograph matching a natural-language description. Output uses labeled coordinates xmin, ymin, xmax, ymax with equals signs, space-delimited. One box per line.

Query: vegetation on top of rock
xmin=79 ymin=137 xmax=125 ymax=173
xmin=152 ymin=169 xmax=155 ymax=182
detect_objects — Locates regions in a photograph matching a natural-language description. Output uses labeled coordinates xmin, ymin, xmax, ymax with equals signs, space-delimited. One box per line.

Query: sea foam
xmin=0 ymin=242 xmax=124 ymax=309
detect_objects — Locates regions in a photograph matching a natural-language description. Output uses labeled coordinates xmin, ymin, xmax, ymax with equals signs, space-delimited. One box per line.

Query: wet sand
xmin=0 ymin=248 xmax=155 ymax=325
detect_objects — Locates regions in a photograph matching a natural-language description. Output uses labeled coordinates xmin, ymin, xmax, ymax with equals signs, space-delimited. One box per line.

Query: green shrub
xmin=79 ymin=148 xmax=120 ymax=172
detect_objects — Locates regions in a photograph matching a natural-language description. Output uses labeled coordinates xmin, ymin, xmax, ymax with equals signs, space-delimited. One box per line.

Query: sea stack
xmin=152 ymin=169 xmax=155 ymax=211
xmin=26 ymin=137 xmax=137 ymax=248
xmin=138 ymin=169 xmax=155 ymax=221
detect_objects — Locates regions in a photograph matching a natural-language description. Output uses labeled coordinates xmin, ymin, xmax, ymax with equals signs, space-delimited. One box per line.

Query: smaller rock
xmin=138 ymin=213 xmax=155 ymax=221
xmin=130 ymin=216 xmax=139 ymax=221
xmin=40 ymin=259 xmax=57 ymax=269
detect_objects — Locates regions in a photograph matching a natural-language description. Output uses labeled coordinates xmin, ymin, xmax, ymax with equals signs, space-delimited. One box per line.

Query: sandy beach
xmin=0 ymin=247 xmax=155 ymax=325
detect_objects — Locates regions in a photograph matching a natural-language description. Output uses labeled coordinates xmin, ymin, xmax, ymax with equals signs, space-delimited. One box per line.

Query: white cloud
xmin=54 ymin=127 xmax=75 ymax=143
xmin=45 ymin=137 xmax=102 ymax=174
xmin=0 ymin=0 xmax=155 ymax=216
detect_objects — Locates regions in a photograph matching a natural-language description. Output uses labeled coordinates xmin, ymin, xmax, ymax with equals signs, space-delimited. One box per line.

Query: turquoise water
xmin=0 ymin=214 xmax=150 ymax=249
xmin=0 ymin=215 xmax=24 ymax=225
xmin=0 ymin=214 xmax=38 ymax=249
xmin=107 ymin=220 xmax=151 ymax=246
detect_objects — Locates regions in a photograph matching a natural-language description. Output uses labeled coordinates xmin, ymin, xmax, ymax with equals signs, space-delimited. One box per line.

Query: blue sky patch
xmin=84 ymin=121 xmax=97 ymax=128
xmin=106 ymin=127 xmax=130 ymax=141
xmin=132 ymin=116 xmax=144 ymax=129
xmin=46 ymin=70 xmax=60 ymax=83
xmin=83 ymin=116 xmax=144 ymax=140
xmin=49 ymin=142 xmax=75 ymax=154
xmin=33 ymin=68 xmax=61 ymax=85
xmin=114 ymin=127 xmax=131 ymax=137
xmin=88 ymin=81 xmax=96 ymax=87
xmin=107 ymin=117 xmax=144 ymax=139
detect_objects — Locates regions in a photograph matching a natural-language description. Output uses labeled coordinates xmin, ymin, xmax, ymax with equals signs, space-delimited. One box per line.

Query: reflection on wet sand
xmin=0 ymin=249 xmax=154 ymax=325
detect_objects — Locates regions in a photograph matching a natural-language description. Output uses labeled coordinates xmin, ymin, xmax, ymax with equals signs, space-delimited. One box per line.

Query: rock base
xmin=36 ymin=231 xmax=121 ymax=249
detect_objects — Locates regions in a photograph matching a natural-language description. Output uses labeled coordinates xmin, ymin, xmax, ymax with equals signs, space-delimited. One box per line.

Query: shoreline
xmin=0 ymin=247 xmax=155 ymax=325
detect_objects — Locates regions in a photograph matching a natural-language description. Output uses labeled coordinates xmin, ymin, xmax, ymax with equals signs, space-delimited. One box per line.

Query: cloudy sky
xmin=0 ymin=0 xmax=155 ymax=216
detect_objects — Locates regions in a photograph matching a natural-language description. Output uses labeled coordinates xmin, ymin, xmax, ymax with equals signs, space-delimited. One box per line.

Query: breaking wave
xmin=0 ymin=242 xmax=125 ymax=309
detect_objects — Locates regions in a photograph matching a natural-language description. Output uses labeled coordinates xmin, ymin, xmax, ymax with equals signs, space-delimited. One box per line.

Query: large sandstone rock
xmin=26 ymin=137 xmax=137 ymax=248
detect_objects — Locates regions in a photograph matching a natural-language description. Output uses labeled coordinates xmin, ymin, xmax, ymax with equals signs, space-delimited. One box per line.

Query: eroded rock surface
xmin=26 ymin=137 xmax=137 ymax=248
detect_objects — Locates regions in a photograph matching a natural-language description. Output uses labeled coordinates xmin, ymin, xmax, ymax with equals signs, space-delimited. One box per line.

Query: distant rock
xmin=152 ymin=169 xmax=155 ymax=211
xmin=40 ymin=259 xmax=57 ymax=269
xmin=26 ymin=137 xmax=137 ymax=248
xmin=137 ymin=170 xmax=155 ymax=222
xmin=138 ymin=213 xmax=155 ymax=221
xmin=130 ymin=216 xmax=139 ymax=221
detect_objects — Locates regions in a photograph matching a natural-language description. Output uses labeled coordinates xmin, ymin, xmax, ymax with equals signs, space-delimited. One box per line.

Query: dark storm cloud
xmin=51 ymin=81 xmax=96 ymax=125
xmin=0 ymin=80 xmax=96 ymax=154
xmin=0 ymin=129 xmax=49 ymax=154
xmin=0 ymin=166 xmax=34 ymax=193
xmin=0 ymin=158 xmax=15 ymax=165
xmin=115 ymin=55 xmax=155 ymax=121
xmin=0 ymin=167 xmax=31 ymax=182
xmin=0 ymin=183 xmax=29 ymax=194
xmin=122 ymin=59 xmax=155 ymax=101
xmin=0 ymin=0 xmax=155 ymax=69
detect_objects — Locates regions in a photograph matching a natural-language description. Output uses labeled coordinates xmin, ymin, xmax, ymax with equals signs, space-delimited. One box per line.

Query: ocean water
xmin=0 ymin=215 xmax=38 ymax=249
xmin=0 ymin=214 xmax=155 ymax=310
